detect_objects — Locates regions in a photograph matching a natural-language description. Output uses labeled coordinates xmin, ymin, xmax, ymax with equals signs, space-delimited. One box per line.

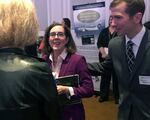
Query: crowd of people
xmin=0 ymin=0 xmax=93 ymax=120
xmin=0 ymin=0 xmax=150 ymax=120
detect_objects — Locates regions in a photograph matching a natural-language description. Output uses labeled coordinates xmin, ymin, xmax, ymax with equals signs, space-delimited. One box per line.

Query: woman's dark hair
xmin=62 ymin=18 xmax=71 ymax=29
xmin=43 ymin=22 xmax=76 ymax=55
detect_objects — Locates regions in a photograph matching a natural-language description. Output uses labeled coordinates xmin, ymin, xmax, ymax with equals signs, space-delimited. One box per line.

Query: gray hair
xmin=0 ymin=0 xmax=39 ymax=48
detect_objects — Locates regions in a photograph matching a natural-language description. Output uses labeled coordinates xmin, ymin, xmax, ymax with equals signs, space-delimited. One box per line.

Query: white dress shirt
xmin=125 ymin=26 xmax=146 ymax=57
xmin=49 ymin=49 xmax=75 ymax=96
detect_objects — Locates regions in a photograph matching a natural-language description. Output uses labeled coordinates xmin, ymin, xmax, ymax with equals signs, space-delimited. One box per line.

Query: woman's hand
xmin=57 ymin=85 xmax=69 ymax=95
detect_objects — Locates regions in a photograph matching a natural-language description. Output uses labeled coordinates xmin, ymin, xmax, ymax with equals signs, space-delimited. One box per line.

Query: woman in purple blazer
xmin=42 ymin=22 xmax=94 ymax=120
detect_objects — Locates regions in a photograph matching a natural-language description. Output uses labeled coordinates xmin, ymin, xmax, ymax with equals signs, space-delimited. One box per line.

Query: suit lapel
xmin=113 ymin=36 xmax=131 ymax=86
xmin=130 ymin=29 xmax=149 ymax=82
xmin=133 ymin=30 xmax=148 ymax=73
xmin=121 ymin=37 xmax=131 ymax=78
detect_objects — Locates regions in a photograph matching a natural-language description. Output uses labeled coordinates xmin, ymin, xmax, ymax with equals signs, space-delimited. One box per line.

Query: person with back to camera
xmin=42 ymin=22 xmax=94 ymax=120
xmin=97 ymin=16 xmax=119 ymax=103
xmin=88 ymin=0 xmax=150 ymax=119
xmin=144 ymin=21 xmax=150 ymax=29
xmin=0 ymin=0 xmax=61 ymax=120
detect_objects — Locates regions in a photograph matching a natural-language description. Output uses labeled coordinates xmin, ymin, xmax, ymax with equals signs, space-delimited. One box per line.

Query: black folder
xmin=56 ymin=74 xmax=81 ymax=106
xmin=56 ymin=74 xmax=79 ymax=87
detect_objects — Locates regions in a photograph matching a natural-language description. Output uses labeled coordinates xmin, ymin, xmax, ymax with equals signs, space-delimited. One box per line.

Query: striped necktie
xmin=126 ymin=40 xmax=135 ymax=73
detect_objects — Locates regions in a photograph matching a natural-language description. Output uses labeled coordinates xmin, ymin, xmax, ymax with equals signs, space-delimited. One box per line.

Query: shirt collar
xmin=60 ymin=49 xmax=68 ymax=60
xmin=125 ymin=26 xmax=146 ymax=47
xmin=49 ymin=49 xmax=67 ymax=61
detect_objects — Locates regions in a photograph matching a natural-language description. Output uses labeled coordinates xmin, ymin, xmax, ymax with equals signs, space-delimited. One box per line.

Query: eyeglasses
xmin=49 ymin=32 xmax=65 ymax=38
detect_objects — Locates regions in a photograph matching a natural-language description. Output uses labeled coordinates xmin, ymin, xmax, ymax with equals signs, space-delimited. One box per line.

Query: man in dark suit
xmin=88 ymin=0 xmax=150 ymax=120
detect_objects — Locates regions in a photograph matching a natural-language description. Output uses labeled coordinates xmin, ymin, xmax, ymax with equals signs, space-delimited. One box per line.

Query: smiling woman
xmin=41 ymin=22 xmax=94 ymax=120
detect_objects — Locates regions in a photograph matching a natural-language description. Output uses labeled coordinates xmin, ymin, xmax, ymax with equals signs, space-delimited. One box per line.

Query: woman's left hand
xmin=57 ymin=85 xmax=69 ymax=95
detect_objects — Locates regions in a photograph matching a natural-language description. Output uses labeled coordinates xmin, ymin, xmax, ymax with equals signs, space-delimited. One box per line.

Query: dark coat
xmin=88 ymin=29 xmax=150 ymax=120
xmin=0 ymin=48 xmax=61 ymax=120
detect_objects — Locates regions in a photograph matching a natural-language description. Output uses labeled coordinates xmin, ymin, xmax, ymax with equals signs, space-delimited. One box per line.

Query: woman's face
xmin=49 ymin=25 xmax=68 ymax=52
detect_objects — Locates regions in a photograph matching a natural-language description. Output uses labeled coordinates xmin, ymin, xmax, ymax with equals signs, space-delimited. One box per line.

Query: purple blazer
xmin=44 ymin=53 xmax=94 ymax=120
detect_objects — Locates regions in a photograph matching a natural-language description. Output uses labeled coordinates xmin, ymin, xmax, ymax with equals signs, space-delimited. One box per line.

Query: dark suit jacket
xmin=0 ymin=48 xmax=61 ymax=120
xmin=88 ymin=29 xmax=150 ymax=120
xmin=44 ymin=53 xmax=94 ymax=120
